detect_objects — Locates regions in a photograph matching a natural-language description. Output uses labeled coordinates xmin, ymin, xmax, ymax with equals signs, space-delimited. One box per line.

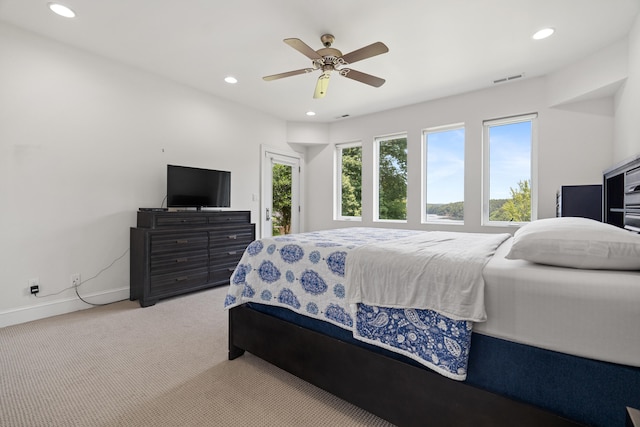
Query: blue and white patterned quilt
xmin=225 ymin=227 xmax=486 ymax=380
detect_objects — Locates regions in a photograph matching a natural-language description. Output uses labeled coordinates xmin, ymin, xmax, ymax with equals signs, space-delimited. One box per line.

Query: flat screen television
xmin=166 ymin=165 xmax=231 ymax=209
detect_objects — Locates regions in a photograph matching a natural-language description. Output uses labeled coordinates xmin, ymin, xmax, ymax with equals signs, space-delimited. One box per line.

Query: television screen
xmin=167 ymin=165 xmax=231 ymax=208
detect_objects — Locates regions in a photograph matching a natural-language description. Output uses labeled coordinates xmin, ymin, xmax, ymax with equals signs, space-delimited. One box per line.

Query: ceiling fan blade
xmin=340 ymin=42 xmax=389 ymax=65
xmin=313 ymin=73 xmax=331 ymax=99
xmin=263 ymin=68 xmax=316 ymax=81
xmin=284 ymin=38 xmax=323 ymax=61
xmin=340 ymin=69 xmax=386 ymax=87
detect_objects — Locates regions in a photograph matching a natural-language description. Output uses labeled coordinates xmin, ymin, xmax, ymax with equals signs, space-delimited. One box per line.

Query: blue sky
xmin=488 ymin=121 xmax=531 ymax=199
xmin=426 ymin=121 xmax=531 ymax=204
xmin=426 ymin=128 xmax=465 ymax=204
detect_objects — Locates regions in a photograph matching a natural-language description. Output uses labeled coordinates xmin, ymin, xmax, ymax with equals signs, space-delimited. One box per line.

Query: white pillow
xmin=505 ymin=217 xmax=640 ymax=270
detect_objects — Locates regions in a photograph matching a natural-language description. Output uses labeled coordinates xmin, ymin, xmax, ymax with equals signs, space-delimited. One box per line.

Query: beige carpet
xmin=0 ymin=286 xmax=392 ymax=426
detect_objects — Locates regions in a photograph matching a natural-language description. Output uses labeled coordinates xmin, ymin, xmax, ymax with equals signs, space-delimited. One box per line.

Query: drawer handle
xmin=175 ymin=257 xmax=188 ymax=263
xmin=227 ymin=267 xmax=235 ymax=272
xmin=228 ymin=251 xmax=237 ymax=255
xmin=176 ymin=239 xmax=189 ymax=244
xmin=228 ymin=234 xmax=237 ymax=239
xmin=175 ymin=276 xmax=188 ymax=282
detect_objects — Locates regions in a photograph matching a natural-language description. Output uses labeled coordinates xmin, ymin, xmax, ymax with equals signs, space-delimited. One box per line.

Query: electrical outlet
xmin=71 ymin=273 xmax=81 ymax=288
xmin=28 ymin=278 xmax=39 ymax=295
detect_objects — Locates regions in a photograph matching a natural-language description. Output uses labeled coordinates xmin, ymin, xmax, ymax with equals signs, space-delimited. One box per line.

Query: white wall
xmin=286 ymin=121 xmax=330 ymax=145
xmin=0 ymin=23 xmax=289 ymax=326
xmin=614 ymin=13 xmax=640 ymax=160
xmin=305 ymin=77 xmax=615 ymax=233
xmin=546 ymin=39 xmax=628 ymax=107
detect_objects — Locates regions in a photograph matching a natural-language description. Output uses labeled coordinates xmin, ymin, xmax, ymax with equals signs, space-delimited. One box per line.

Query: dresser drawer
xmin=625 ymin=212 xmax=640 ymax=232
xmin=149 ymin=268 xmax=209 ymax=295
xmin=137 ymin=211 xmax=210 ymax=228
xmin=209 ymin=264 xmax=238 ymax=285
xmin=150 ymin=231 xmax=208 ymax=253
xmin=155 ymin=215 xmax=208 ymax=227
xmin=627 ymin=192 xmax=640 ymax=208
xmin=209 ymin=226 xmax=254 ymax=248
xmin=210 ymin=241 xmax=248 ymax=258
xmin=626 ymin=166 xmax=640 ymax=186
xmin=210 ymin=249 xmax=244 ymax=266
xmin=207 ymin=211 xmax=251 ymax=224
xmin=625 ymin=171 xmax=640 ymax=206
xmin=150 ymin=250 xmax=209 ymax=275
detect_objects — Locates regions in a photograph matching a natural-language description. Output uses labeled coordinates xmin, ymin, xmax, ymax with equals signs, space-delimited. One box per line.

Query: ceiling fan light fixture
xmin=532 ymin=28 xmax=555 ymax=40
xmin=313 ymin=72 xmax=331 ymax=99
xmin=48 ymin=3 xmax=76 ymax=18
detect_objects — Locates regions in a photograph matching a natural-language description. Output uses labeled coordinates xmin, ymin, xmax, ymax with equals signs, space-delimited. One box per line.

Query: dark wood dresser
xmin=604 ymin=154 xmax=640 ymax=231
xmin=130 ymin=210 xmax=255 ymax=307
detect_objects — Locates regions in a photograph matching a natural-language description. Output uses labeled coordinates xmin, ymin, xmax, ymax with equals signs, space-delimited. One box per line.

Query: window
xmin=374 ymin=134 xmax=407 ymax=221
xmin=482 ymin=114 xmax=537 ymax=225
xmin=335 ymin=142 xmax=362 ymax=220
xmin=423 ymin=124 xmax=465 ymax=224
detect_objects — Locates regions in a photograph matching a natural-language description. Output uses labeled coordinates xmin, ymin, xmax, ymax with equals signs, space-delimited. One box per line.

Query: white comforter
xmin=345 ymin=231 xmax=510 ymax=322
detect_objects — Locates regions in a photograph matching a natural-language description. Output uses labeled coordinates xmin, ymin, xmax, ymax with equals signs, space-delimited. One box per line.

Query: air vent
xmin=493 ymin=73 xmax=524 ymax=84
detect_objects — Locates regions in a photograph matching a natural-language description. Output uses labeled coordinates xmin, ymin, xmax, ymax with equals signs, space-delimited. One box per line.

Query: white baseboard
xmin=0 ymin=287 xmax=130 ymax=328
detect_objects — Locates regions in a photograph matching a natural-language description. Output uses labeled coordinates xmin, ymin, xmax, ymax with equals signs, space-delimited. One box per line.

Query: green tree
xmin=378 ymin=138 xmax=407 ymax=220
xmin=427 ymin=201 xmax=464 ymax=220
xmin=341 ymin=146 xmax=362 ymax=216
xmin=272 ymin=163 xmax=292 ymax=235
xmin=489 ymin=180 xmax=531 ymax=222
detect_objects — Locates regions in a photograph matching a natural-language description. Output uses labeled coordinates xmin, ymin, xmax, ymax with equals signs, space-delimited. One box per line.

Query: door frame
xmin=260 ymin=145 xmax=304 ymax=238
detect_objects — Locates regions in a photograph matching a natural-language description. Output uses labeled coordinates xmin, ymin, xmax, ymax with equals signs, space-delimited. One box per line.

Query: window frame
xmin=482 ymin=113 xmax=538 ymax=226
xmin=374 ymin=132 xmax=408 ymax=223
xmin=334 ymin=141 xmax=362 ymax=221
xmin=421 ymin=123 xmax=465 ymax=225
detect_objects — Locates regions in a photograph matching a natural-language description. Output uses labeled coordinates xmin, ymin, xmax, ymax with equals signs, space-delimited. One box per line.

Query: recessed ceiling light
xmin=532 ymin=28 xmax=555 ymax=40
xmin=306 ymin=111 xmax=316 ymax=116
xmin=48 ymin=3 xmax=76 ymax=18
xmin=224 ymin=76 xmax=238 ymax=84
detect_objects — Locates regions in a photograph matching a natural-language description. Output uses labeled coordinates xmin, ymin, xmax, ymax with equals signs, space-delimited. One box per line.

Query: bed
xmin=225 ymin=218 xmax=640 ymax=427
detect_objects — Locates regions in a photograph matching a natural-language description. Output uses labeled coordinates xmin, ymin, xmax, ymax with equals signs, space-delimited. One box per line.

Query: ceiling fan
xmin=263 ymin=34 xmax=389 ymax=99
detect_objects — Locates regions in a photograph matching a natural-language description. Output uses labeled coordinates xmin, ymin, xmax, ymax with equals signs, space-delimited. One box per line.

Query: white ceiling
xmin=1 ymin=0 xmax=639 ymax=122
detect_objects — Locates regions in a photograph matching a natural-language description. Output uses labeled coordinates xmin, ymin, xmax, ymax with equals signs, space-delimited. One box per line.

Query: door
xmin=261 ymin=148 xmax=301 ymax=238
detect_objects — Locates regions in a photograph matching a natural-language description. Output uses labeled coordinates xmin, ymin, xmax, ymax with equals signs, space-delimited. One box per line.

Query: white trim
xmin=335 ymin=141 xmax=362 ymax=149
xmin=423 ymin=122 xmax=465 ymax=133
xmin=482 ymin=113 xmax=538 ymax=126
xmin=260 ymin=145 xmax=303 ymax=238
xmin=373 ymin=138 xmax=381 ymax=221
xmin=0 ymin=287 xmax=129 ymax=328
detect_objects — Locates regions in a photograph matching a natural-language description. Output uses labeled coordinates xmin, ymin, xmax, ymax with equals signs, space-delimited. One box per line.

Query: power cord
xmin=74 ymin=247 xmax=130 ymax=306
xmin=36 ymin=248 xmax=130 ymax=306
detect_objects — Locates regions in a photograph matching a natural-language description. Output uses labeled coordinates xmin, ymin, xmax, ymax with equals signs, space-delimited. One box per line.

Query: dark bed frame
xmin=228 ymin=304 xmax=583 ymax=427
xmin=226 ymin=155 xmax=640 ymax=426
